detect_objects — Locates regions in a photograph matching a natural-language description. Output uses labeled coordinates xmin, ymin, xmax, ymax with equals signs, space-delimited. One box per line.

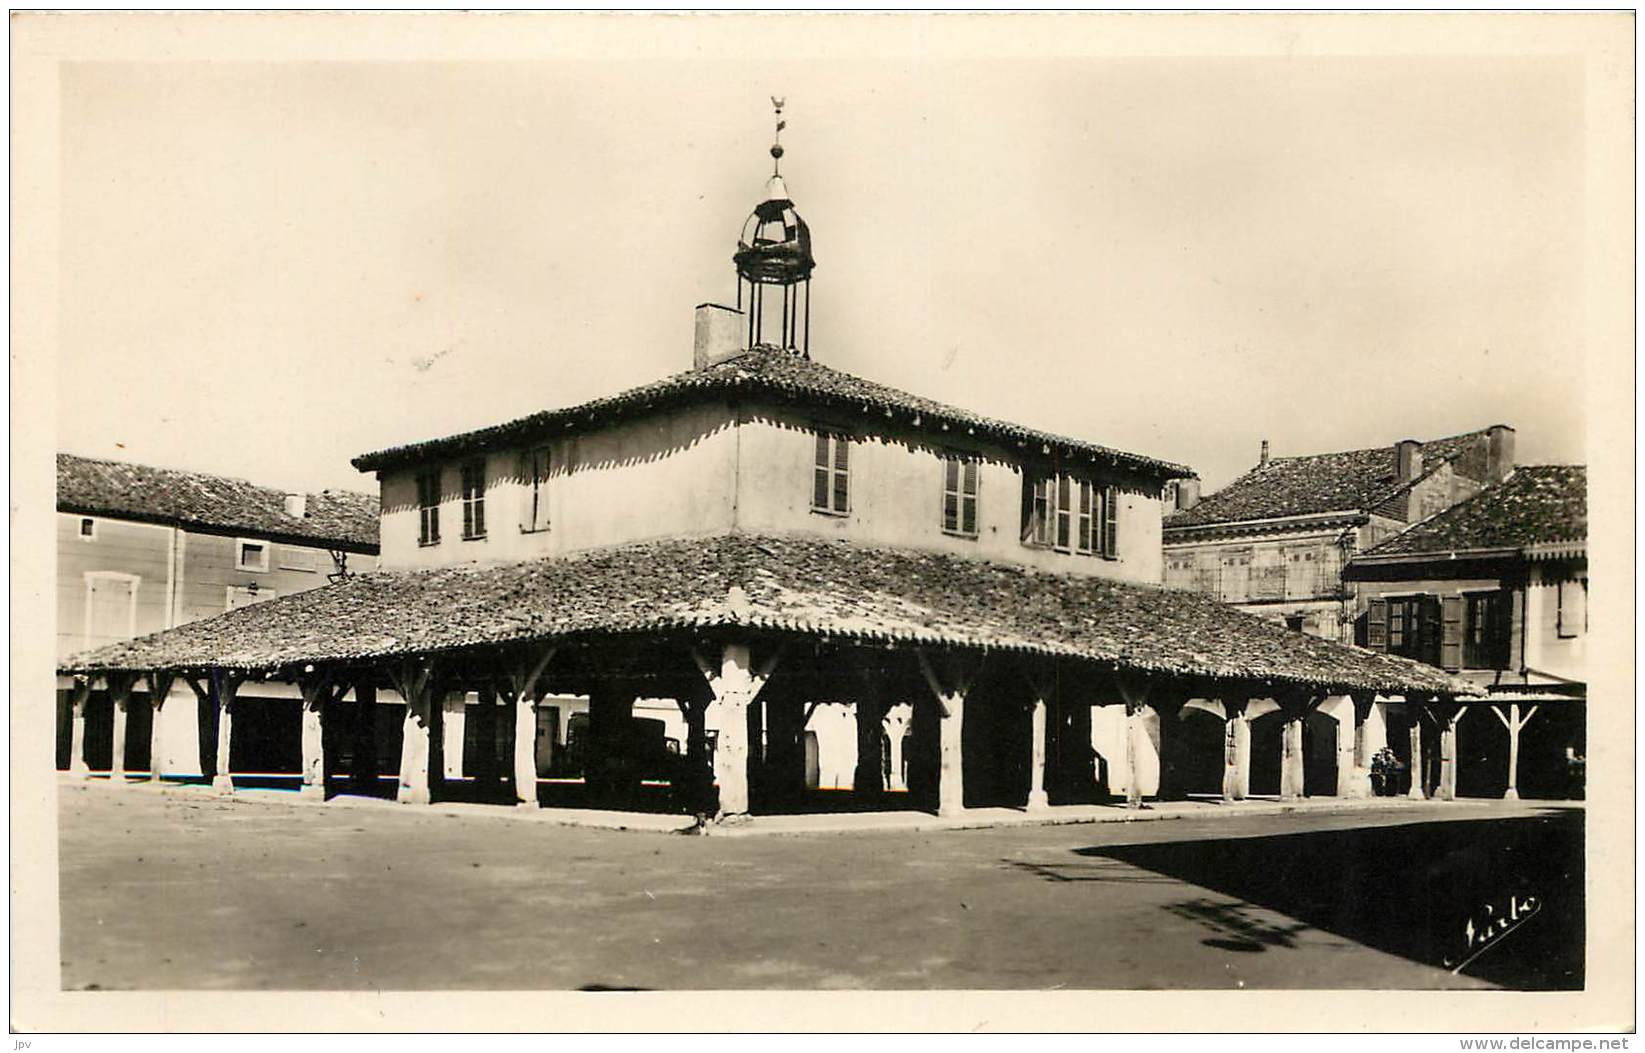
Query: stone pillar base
xmin=1026 ymin=790 xmax=1049 ymax=812
xmin=1503 ymin=787 xmax=1519 ymax=801
xmin=398 ymin=786 xmax=430 ymax=806
xmin=212 ymin=774 xmax=234 ymax=793
xmin=300 ymin=783 xmax=324 ymax=799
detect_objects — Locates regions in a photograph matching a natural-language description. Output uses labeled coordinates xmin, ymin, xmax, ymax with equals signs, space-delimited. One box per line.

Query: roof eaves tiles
xmin=60 ymin=532 xmax=1473 ymax=698
xmin=351 ymin=350 xmax=1193 ymax=481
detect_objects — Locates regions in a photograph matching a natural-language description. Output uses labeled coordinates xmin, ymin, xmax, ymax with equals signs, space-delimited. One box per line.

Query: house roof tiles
xmin=60 ymin=532 xmax=1470 ymax=697
xmin=58 ymin=453 xmax=379 ymax=553
xmin=1163 ymin=429 xmax=1492 ymax=531
xmin=1356 ymin=465 xmax=1586 ymax=559
xmin=351 ymin=348 xmax=1192 ymax=481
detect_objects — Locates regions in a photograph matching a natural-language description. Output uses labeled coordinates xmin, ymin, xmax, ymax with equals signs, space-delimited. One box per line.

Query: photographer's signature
xmin=1444 ymin=893 xmax=1542 ymax=974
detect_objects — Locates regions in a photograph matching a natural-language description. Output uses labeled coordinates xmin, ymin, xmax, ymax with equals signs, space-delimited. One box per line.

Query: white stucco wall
xmin=375 ymin=402 xmax=740 ymax=569
xmin=732 ymin=409 xmax=1165 ymax=584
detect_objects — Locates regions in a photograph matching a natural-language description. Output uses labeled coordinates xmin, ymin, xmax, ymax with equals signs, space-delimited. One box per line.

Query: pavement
xmin=56 ymin=781 xmax=1583 ymax=992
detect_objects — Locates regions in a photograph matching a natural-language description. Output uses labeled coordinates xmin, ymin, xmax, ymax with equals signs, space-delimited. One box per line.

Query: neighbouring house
xmin=55 ymin=453 xmax=379 ymax=779
xmin=1161 ymin=427 xmax=1516 ymax=643
xmin=58 ymin=114 xmax=1473 ymax=822
xmin=1343 ymin=465 xmax=1587 ymax=800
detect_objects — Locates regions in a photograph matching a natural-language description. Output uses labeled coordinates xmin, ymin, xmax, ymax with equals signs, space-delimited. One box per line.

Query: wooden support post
xmin=1219 ymin=692 xmax=1250 ymax=803
xmin=1027 ymin=694 xmax=1050 ymax=812
xmin=471 ymin=686 xmax=500 ymax=787
xmin=442 ymin=690 xmax=468 ymax=781
xmin=1279 ymin=716 xmax=1304 ymax=802
xmin=498 ymin=647 xmax=555 ymax=809
xmin=353 ymin=682 xmax=379 ymax=792
xmin=387 ymin=661 xmax=438 ymax=806
xmin=1345 ymin=693 xmax=1377 ymax=799
xmin=204 ymin=671 xmax=247 ymax=793
xmin=1330 ymin=695 xmax=1358 ymax=799
xmin=1277 ymin=688 xmax=1317 ymax=803
xmin=1115 ymin=673 xmax=1151 ymax=809
xmin=144 ymin=671 xmax=176 ymax=784
xmin=68 ymin=678 xmax=92 ymax=778
xmin=917 ymin=650 xmax=980 ymax=819
xmin=691 ymin=641 xmax=778 ymax=820
xmin=108 ymin=672 xmax=136 ymax=786
xmin=1435 ymin=704 xmax=1469 ymax=802
xmin=1406 ymin=697 xmax=1427 ymax=800
xmin=296 ymin=671 xmax=345 ymax=799
xmin=1492 ymin=703 xmax=1538 ymax=801
xmin=853 ymin=696 xmax=888 ymax=798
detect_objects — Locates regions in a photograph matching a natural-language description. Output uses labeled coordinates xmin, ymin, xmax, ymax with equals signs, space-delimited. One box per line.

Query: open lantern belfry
xmin=732 ymin=97 xmax=815 ymax=356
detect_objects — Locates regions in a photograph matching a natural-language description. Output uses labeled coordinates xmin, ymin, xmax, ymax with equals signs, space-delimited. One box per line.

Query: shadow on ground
xmin=1056 ymin=809 xmax=1582 ymax=989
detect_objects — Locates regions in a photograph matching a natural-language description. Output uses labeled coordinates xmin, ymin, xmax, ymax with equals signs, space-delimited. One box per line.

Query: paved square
xmin=57 ymin=784 xmax=1581 ymax=991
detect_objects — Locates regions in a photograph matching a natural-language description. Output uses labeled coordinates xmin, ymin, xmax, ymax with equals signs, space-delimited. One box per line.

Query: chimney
xmin=283 ymin=493 xmax=308 ymax=519
xmin=1486 ymin=424 xmax=1516 ymax=483
xmin=1175 ymin=478 xmax=1201 ymax=512
xmin=1258 ymin=440 xmax=1270 ymax=467
xmin=694 ymin=303 xmax=746 ymax=370
xmin=1395 ymin=439 xmax=1423 ymax=483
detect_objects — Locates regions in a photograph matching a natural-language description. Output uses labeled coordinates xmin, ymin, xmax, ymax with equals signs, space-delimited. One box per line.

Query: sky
xmin=56 ymin=40 xmax=1589 ymax=497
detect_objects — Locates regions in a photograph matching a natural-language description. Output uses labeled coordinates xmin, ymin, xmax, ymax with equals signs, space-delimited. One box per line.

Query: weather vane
xmin=770 ymin=95 xmax=787 ymax=175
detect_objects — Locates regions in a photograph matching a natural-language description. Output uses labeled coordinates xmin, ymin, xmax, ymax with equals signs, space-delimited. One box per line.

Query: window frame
xmin=811 ymin=429 xmax=851 ymax=517
xmin=1461 ymin=589 xmax=1511 ymax=670
xmin=234 ymin=538 xmax=270 ymax=573
xmin=939 ymin=454 xmax=980 ymax=539
xmin=520 ymin=446 xmax=552 ymax=534
xmin=77 ymin=516 xmax=97 ymax=541
xmin=460 ymin=458 xmax=488 ymax=541
xmin=416 ymin=469 xmax=442 ymax=547
xmin=1022 ymin=472 xmax=1120 ymax=558
xmin=1383 ymin=593 xmax=1433 ymax=662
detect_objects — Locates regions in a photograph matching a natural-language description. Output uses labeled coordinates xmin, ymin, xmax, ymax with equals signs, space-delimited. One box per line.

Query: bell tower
xmin=732 ymin=97 xmax=816 ymax=357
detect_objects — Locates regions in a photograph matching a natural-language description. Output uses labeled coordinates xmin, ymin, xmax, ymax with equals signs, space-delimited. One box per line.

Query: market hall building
xmin=58 ymin=121 xmax=1475 ymax=823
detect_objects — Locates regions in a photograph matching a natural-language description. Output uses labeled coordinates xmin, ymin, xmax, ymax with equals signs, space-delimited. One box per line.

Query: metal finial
xmin=770 ymin=96 xmax=787 ymax=174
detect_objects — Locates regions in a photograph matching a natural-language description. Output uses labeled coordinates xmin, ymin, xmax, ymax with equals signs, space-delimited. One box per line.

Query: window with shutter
xmin=1367 ymin=597 xmax=1388 ymax=651
xmin=1075 ymin=481 xmax=1095 ymax=554
xmin=1022 ymin=473 xmax=1055 ymax=546
xmin=1418 ymin=596 xmax=1443 ymax=666
xmin=812 ymin=431 xmax=850 ymax=515
xmin=1441 ymin=594 xmax=1465 ymax=671
xmin=1054 ymin=475 xmax=1073 ymax=551
xmin=1102 ymin=485 xmax=1119 ymax=558
xmin=940 ymin=455 xmax=979 ymax=538
xmin=461 ymin=459 xmax=487 ymax=540
xmin=416 ymin=470 xmax=442 ymax=546
xmin=520 ymin=447 xmax=551 ymax=533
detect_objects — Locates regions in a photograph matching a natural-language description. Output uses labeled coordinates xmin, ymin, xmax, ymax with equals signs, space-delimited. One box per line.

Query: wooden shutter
xmin=1020 ymin=471 xmax=1037 ymax=543
xmin=1439 ymin=595 xmax=1463 ymax=671
xmin=1102 ymin=485 xmax=1119 ymax=557
xmin=1366 ymin=598 xmax=1388 ymax=651
xmin=812 ymin=433 xmax=831 ymax=510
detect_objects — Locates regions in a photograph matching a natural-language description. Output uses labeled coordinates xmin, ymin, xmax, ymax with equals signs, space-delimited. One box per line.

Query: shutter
xmin=1492 ymin=588 xmax=1514 ymax=666
xmin=1366 ymin=598 xmax=1388 ymax=651
xmin=1440 ymin=595 xmax=1463 ymax=671
xmin=1103 ymin=485 xmax=1119 ymax=557
xmin=1020 ymin=471 xmax=1039 ymax=543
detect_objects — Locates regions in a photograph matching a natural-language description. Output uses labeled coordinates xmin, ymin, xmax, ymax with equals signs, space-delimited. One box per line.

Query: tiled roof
xmin=1164 ymin=429 xmax=1491 ymax=530
xmin=58 ymin=453 xmax=379 ymax=553
xmin=351 ymin=348 xmax=1192 ymax=480
xmin=60 ymin=532 xmax=1469 ymax=696
xmin=1356 ymin=466 xmax=1586 ymax=558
